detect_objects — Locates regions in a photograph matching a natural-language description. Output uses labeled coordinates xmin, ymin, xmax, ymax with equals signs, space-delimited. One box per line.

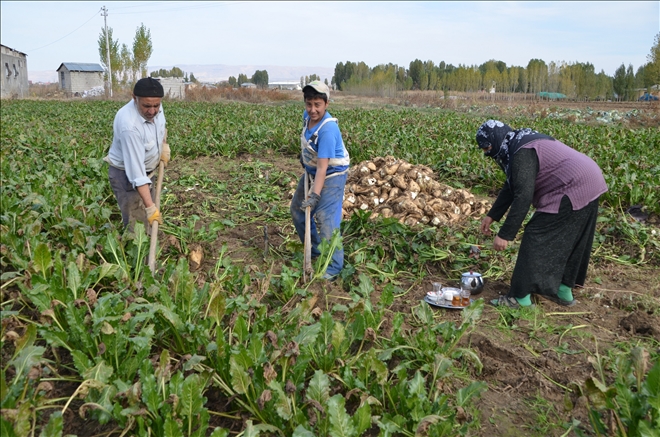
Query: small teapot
xmin=461 ymin=270 xmax=484 ymax=295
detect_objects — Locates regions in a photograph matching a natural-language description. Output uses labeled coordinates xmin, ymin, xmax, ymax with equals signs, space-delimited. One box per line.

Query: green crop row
xmin=1 ymin=99 xmax=658 ymax=436
xmin=2 ymin=100 xmax=658 ymax=213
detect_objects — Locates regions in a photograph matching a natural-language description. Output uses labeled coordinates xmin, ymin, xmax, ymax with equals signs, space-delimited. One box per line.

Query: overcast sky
xmin=2 ymin=1 xmax=658 ymax=82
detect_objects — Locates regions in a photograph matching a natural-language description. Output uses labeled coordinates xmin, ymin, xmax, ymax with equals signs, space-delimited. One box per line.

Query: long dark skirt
xmin=509 ymin=195 xmax=600 ymax=299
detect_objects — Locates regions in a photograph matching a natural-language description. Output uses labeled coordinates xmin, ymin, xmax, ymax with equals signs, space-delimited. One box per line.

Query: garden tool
xmin=303 ymin=170 xmax=313 ymax=281
xmin=148 ymin=131 xmax=167 ymax=273
xmin=147 ymin=160 xmax=164 ymax=273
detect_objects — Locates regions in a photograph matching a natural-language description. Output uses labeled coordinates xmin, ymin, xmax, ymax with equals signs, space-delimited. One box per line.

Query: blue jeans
xmin=290 ymin=172 xmax=347 ymax=277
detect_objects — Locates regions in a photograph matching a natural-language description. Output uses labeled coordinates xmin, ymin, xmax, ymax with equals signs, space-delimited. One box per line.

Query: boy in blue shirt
xmin=290 ymin=81 xmax=350 ymax=281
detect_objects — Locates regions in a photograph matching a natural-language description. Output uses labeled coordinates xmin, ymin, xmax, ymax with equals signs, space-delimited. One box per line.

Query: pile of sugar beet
xmin=342 ymin=156 xmax=491 ymax=226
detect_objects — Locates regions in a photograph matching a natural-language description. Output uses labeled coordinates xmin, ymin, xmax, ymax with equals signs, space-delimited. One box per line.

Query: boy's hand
xmin=300 ymin=193 xmax=321 ymax=210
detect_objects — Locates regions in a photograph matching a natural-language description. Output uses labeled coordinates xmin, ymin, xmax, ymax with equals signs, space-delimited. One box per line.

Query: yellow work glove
xmin=145 ymin=205 xmax=163 ymax=225
xmin=160 ymin=142 xmax=171 ymax=167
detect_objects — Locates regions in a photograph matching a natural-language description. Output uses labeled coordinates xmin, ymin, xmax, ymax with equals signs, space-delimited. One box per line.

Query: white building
xmin=152 ymin=77 xmax=186 ymax=99
xmin=56 ymin=62 xmax=104 ymax=96
xmin=1 ymin=44 xmax=29 ymax=99
xmin=268 ymin=81 xmax=302 ymax=91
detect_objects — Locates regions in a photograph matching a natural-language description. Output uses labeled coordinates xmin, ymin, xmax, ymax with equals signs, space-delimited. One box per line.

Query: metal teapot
xmin=461 ymin=270 xmax=484 ymax=295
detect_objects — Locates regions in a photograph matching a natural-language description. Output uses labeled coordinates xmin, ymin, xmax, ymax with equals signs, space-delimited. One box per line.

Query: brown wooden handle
xmin=303 ymin=171 xmax=312 ymax=280
xmin=148 ymin=160 xmax=165 ymax=273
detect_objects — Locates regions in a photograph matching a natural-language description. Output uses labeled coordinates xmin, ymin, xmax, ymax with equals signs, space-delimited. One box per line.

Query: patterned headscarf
xmin=476 ymin=119 xmax=554 ymax=181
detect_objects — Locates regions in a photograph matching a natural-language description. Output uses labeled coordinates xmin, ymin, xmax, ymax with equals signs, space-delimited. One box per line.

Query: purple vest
xmin=522 ymin=139 xmax=607 ymax=213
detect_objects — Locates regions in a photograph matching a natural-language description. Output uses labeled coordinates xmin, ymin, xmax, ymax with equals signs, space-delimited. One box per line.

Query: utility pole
xmin=101 ymin=6 xmax=113 ymax=97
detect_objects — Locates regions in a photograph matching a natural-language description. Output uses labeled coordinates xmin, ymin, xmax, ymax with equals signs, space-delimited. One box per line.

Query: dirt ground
xmin=150 ymin=143 xmax=660 ymax=437
xmin=46 ymin=95 xmax=658 ymax=436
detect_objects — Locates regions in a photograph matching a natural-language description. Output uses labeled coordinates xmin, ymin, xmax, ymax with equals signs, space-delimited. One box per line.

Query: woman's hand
xmin=480 ymin=216 xmax=494 ymax=235
xmin=493 ymin=235 xmax=509 ymax=251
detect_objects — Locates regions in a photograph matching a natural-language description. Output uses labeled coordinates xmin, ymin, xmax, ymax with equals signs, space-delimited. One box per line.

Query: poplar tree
xmin=132 ymin=23 xmax=153 ymax=79
xmin=613 ymin=64 xmax=627 ymax=100
xmin=97 ymin=27 xmax=121 ymax=86
xmin=251 ymin=70 xmax=269 ymax=88
xmin=646 ymin=32 xmax=660 ymax=88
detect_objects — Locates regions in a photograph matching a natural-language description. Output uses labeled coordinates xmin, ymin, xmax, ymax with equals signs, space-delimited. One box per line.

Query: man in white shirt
xmin=105 ymin=77 xmax=170 ymax=231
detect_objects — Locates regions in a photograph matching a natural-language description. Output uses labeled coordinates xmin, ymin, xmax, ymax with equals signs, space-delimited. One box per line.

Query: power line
xmin=112 ymin=2 xmax=228 ymax=15
xmin=108 ymin=2 xmax=169 ymax=10
xmin=25 ymin=8 xmax=102 ymax=52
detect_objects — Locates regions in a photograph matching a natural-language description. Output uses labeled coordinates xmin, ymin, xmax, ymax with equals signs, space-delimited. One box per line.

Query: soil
xmin=13 ymin=95 xmax=656 ymax=436
xmin=145 ymin=145 xmax=658 ymax=436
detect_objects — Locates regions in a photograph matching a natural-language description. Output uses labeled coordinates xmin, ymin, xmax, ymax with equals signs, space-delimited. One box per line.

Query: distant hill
xmin=28 ymin=64 xmax=335 ymax=84
xmin=29 ymin=70 xmax=58 ymax=83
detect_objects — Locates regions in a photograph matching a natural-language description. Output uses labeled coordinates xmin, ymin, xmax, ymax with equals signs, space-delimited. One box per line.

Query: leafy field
xmin=1 ymin=99 xmax=659 ymax=437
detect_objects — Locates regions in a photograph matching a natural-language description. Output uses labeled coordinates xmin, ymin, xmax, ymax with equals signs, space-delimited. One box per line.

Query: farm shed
xmin=56 ymin=62 xmax=104 ymax=96
xmin=151 ymin=77 xmax=186 ymax=99
xmin=1 ymin=44 xmax=29 ymax=99
xmin=240 ymin=82 xmax=256 ymax=88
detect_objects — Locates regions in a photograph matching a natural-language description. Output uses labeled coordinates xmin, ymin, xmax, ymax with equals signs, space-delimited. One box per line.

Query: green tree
xmin=149 ymin=67 xmax=184 ymax=78
xmin=408 ymin=59 xmax=424 ymax=89
xmin=595 ymin=70 xmax=613 ymax=100
xmin=613 ymin=63 xmax=627 ymax=100
xmin=343 ymin=62 xmax=355 ymax=88
xmin=420 ymin=72 xmax=429 ymax=91
xmin=189 ymin=72 xmax=198 ymax=83
xmin=624 ymin=64 xmax=636 ymax=100
xmin=119 ymin=43 xmax=132 ymax=85
xmin=645 ymin=32 xmax=660 ymax=88
xmin=396 ymin=66 xmax=407 ymax=90
xmin=635 ymin=65 xmax=647 ymax=89
xmin=251 ymin=70 xmax=269 ymax=88
xmin=132 ymin=23 xmax=153 ymax=79
xmin=97 ymin=26 xmax=121 ymax=86
xmin=526 ymin=59 xmax=547 ymax=94
xmin=518 ymin=68 xmax=528 ymax=94
xmin=481 ymin=60 xmax=503 ymax=92
xmin=333 ymin=62 xmax=345 ymax=90
xmin=547 ymin=61 xmax=561 ymax=93
xmin=571 ymin=62 xmax=597 ymax=100
xmin=237 ymin=73 xmax=249 ymax=86
xmin=228 ymin=76 xmax=237 ymax=87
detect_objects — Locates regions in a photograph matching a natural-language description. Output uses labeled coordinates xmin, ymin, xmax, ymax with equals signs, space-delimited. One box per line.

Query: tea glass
xmin=431 ymin=282 xmax=442 ymax=303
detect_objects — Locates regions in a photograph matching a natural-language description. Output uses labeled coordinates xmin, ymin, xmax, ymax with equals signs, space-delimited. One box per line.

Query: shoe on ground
xmin=321 ymin=272 xmax=338 ymax=282
xmin=489 ymin=295 xmax=535 ymax=309
xmin=541 ymin=294 xmax=576 ymax=307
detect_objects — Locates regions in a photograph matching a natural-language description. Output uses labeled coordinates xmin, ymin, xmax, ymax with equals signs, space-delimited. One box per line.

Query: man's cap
xmin=303 ymin=80 xmax=330 ymax=99
xmin=133 ymin=77 xmax=164 ymax=97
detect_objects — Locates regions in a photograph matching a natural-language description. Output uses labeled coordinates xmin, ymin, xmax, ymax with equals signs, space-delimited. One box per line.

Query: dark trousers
xmin=108 ymin=166 xmax=155 ymax=232
xmin=509 ymin=195 xmax=600 ymax=298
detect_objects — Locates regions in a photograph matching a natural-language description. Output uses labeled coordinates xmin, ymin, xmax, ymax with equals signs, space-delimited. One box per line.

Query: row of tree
xmin=98 ymin=23 xmax=152 ymax=87
xmin=224 ymin=73 xmax=330 ymax=90
xmin=149 ymin=67 xmax=198 ymax=83
xmin=333 ymin=33 xmax=660 ymax=101
xmin=227 ymin=70 xmax=270 ymax=88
